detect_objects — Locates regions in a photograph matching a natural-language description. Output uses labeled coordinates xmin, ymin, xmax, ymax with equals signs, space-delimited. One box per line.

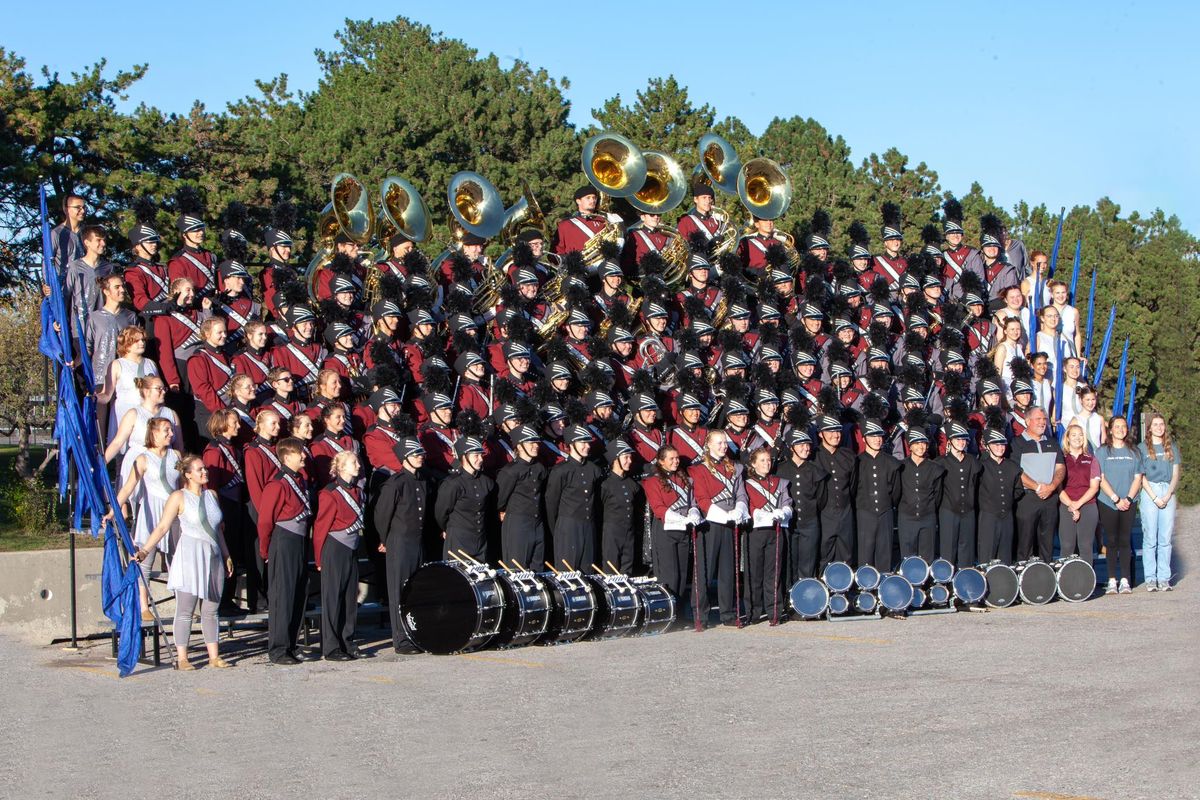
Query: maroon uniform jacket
xmin=186 ymin=345 xmax=234 ymax=414
xmin=315 ymin=261 xmax=366 ymax=302
xmin=213 ymin=294 xmax=259 ymax=342
xmin=375 ymin=258 xmax=408 ymax=280
xmin=643 ymin=471 xmax=695 ymax=523
xmin=675 ymin=211 xmax=721 ymax=243
xmin=629 ymin=424 xmax=666 ymax=474
xmin=323 ymin=351 xmax=366 ymax=396
xmin=456 ymin=381 xmax=493 ymax=420
xmin=153 ymin=310 xmax=204 ymax=390
xmin=724 ymin=427 xmax=752 ymax=461
xmin=244 ymin=437 xmax=281 ymax=512
xmin=736 ymin=233 xmax=784 ymax=279
xmin=257 ymin=469 xmax=311 ymax=559
xmin=872 ymin=254 xmax=909 ymax=292
xmin=688 ymin=459 xmax=747 ymax=516
xmin=554 ymin=213 xmax=606 ymax=255
xmin=310 ymin=433 xmax=359 ymax=488
xmin=272 ymin=338 xmax=326 ymax=395
xmin=167 ymin=248 xmax=217 ymax=296
xmin=254 ymin=396 xmax=303 ymax=422
xmin=313 ymin=482 xmax=364 ymax=566
xmin=260 ymin=263 xmax=295 ymax=320
xmin=124 ymin=260 xmax=171 ymax=313
xmin=669 ymin=424 xmax=710 ymax=466
xmin=203 ymin=437 xmax=246 ymax=501
xmin=621 ymin=225 xmax=671 ymax=276
xmin=363 ymin=422 xmax=405 ymax=475
xmin=418 ymin=423 xmax=458 ymax=476
xmin=232 ymin=347 xmax=273 ymax=390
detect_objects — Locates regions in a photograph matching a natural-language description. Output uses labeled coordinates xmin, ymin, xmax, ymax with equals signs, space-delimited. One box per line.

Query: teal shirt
xmin=1095 ymin=445 xmax=1143 ymax=508
xmin=1138 ymin=443 xmax=1180 ymax=485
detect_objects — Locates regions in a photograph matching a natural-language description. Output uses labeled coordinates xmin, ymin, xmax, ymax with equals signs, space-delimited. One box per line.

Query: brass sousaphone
xmin=440 ymin=171 xmax=510 ymax=315
xmin=365 ymin=175 xmax=432 ymax=303
xmin=629 ymin=150 xmax=689 ymax=285
xmin=306 ymin=172 xmax=375 ymax=303
xmin=578 ymin=131 xmax=648 ymax=267
xmin=736 ymin=157 xmax=800 ymax=269
xmin=692 ymin=133 xmax=743 ymax=259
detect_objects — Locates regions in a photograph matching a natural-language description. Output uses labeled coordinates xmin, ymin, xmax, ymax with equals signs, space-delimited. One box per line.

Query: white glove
xmin=664 ymin=509 xmax=689 ymax=531
xmin=687 ymin=508 xmax=704 ymax=527
xmin=606 ymin=212 xmax=624 ymax=225
xmin=705 ymin=505 xmax=729 ymax=525
xmin=752 ymin=508 xmax=774 ymax=529
xmin=734 ymin=501 xmax=751 ymax=525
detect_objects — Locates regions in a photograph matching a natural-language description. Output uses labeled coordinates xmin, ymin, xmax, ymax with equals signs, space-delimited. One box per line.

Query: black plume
xmin=564 ymin=397 xmax=589 ymax=427
xmin=848 ymin=220 xmax=870 ymax=248
xmin=785 ymin=402 xmax=811 ymax=430
xmin=630 ymin=369 xmax=657 ymax=395
xmin=945 ymin=396 xmax=969 ymax=424
xmin=765 ymin=242 xmax=790 ymax=268
xmin=980 ymin=213 xmax=1005 ymax=241
xmin=401 ymin=248 xmax=431 ymax=276
xmin=717 ymin=328 xmax=743 ymax=353
xmin=507 ymin=314 xmax=536 ymax=346
xmin=132 ymin=196 xmax=158 ymax=226
xmin=868 ymin=321 xmax=891 ymax=349
xmin=921 ymin=223 xmax=941 ymax=248
xmin=271 ymin=201 xmax=297 ymax=232
xmin=1010 ymin=357 xmax=1034 ymax=383
xmin=422 ymin=364 xmax=453 ymax=396
xmin=452 ymin=329 xmax=479 ymax=357
xmin=869 ymin=277 xmax=891 ymax=306
xmin=598 ymin=239 xmax=620 ymax=261
xmin=173 ymin=185 xmax=205 ymax=216
xmin=683 ymin=295 xmax=710 ymax=323
xmin=983 ymin=404 xmax=1007 ymax=432
xmin=790 ymin=325 xmax=816 ymax=353
xmin=817 ymin=386 xmax=840 ymax=412
xmin=831 ymin=259 xmax=854 ymax=283
xmin=392 ymin=412 xmax=416 ymax=438
xmin=897 ymin=363 xmax=926 ymax=388
xmin=881 ymin=202 xmax=903 ymax=229
xmin=279 ymin=277 xmax=309 ymax=307
xmin=638 ymin=251 xmax=667 ymax=279
xmin=942 ymin=301 xmax=966 ymax=330
xmin=717 ymin=251 xmax=741 ymax=279
xmin=868 ymin=367 xmax=893 ymax=393
xmin=543 ymin=336 xmax=571 ymax=364
xmin=511 ymin=241 xmax=535 ymax=269
xmin=906 ymin=407 xmax=930 ymax=431
xmin=959 ymin=271 xmax=985 ymax=298
xmin=222 ymin=235 xmax=248 ymax=264
xmin=369 ymin=339 xmax=394 ymax=369
xmin=862 ymin=392 xmax=889 ymax=422
xmin=687 ymin=230 xmax=713 ymax=256
xmin=943 ymin=371 xmax=966 ymax=399
xmin=329 ymin=252 xmax=355 ymax=275
xmin=379 ymin=273 xmax=405 ymax=304
xmin=493 ymin=379 xmax=516 ymax=407
xmin=458 ymin=409 xmax=485 ymax=440
xmin=943 ymin=197 xmax=964 ymax=224
xmin=220 ymin=200 xmax=248 ymax=232
xmin=811 ymin=209 xmax=831 ymax=238
xmin=450 ymin=252 xmax=474 ymax=283
xmin=367 ymin=363 xmax=400 ymax=391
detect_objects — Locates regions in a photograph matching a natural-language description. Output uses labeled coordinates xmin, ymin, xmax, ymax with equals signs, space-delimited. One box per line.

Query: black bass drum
xmin=631 ymin=577 xmax=676 ymax=636
xmin=585 ymin=574 xmax=641 ymax=639
xmin=983 ymin=562 xmax=1019 ymax=608
xmin=1054 ymin=557 xmax=1097 ymax=603
xmin=1016 ymin=559 xmax=1057 ymax=605
xmin=400 ymin=561 xmax=505 ymax=655
xmin=537 ymin=571 xmax=597 ymax=645
xmin=492 ymin=570 xmax=552 ymax=649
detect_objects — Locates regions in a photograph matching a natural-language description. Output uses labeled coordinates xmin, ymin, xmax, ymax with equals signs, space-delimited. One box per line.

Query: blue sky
xmin=8 ymin=1 xmax=1197 ymax=233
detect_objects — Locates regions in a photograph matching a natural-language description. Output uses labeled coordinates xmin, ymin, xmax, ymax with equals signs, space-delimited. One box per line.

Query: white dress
xmin=119 ymin=405 xmax=182 ymax=488
xmin=108 ymin=357 xmax=159 ymax=439
xmin=1056 ymin=304 xmax=1079 ymax=345
xmin=132 ymin=449 xmax=180 ymax=554
xmin=998 ymin=340 xmax=1022 ymax=393
xmin=1035 ymin=330 xmax=1077 ymax=383
xmin=167 ymin=489 xmax=224 ymax=602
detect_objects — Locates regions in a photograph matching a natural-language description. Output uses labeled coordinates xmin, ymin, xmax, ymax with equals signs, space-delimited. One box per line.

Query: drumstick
xmin=561 ymin=559 xmax=575 ymax=572
xmin=459 ymin=550 xmax=483 ymax=566
xmin=591 ymin=563 xmax=606 ymax=577
xmin=606 ymin=560 xmax=621 ymax=576
xmin=512 ymin=559 xmax=527 ymax=572
xmin=545 ymin=561 xmax=561 ymax=576
xmin=497 ymin=559 xmax=512 ymax=572
xmin=447 ymin=550 xmax=468 ymax=566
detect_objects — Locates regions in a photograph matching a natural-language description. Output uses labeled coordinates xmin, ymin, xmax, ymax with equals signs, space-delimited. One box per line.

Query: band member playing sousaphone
xmin=554 ymin=184 xmax=607 ymax=256
xmin=642 ymin=444 xmax=704 ymax=626
xmin=688 ymin=429 xmax=750 ymax=627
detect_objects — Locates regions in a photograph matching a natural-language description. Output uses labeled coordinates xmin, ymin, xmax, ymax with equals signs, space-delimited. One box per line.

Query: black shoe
xmin=721 ymin=619 xmax=740 ymax=628
xmin=393 ymin=641 xmax=422 ymax=655
xmin=270 ymin=653 xmax=301 ymax=666
xmin=324 ymin=651 xmax=354 ymax=662
xmin=346 ymin=647 xmax=364 ymax=659
xmin=217 ymin=604 xmax=245 ymax=617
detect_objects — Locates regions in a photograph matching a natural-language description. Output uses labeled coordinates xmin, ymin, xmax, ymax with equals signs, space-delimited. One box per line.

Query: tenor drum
xmin=827 ymin=593 xmax=850 ymax=616
xmin=983 ymin=563 xmax=1019 ymax=608
xmin=910 ymin=585 xmax=927 ymax=609
xmin=1054 ymin=557 xmax=1097 ymax=603
xmin=585 ymin=574 xmax=641 ymax=639
xmin=854 ymin=564 xmax=881 ymax=592
xmin=537 ymin=572 xmax=597 ymax=645
xmin=877 ymin=574 xmax=914 ymax=613
xmin=951 ymin=568 xmax=987 ymax=604
xmin=899 ymin=555 xmax=930 ymax=586
xmin=928 ymin=583 xmax=951 ymax=606
xmin=789 ymin=578 xmax=830 ymax=619
xmin=822 ymin=561 xmax=854 ymax=594
xmin=400 ymin=561 xmax=505 ymax=655
xmin=929 ymin=558 xmax=955 ymax=584
xmin=1016 ymin=559 xmax=1056 ymax=605
xmin=631 ymin=577 xmax=677 ymax=636
xmin=854 ymin=592 xmax=878 ymax=614
xmin=492 ymin=571 xmax=552 ymax=649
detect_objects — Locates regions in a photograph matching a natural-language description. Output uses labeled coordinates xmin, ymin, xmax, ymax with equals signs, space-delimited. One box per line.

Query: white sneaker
xmin=1106 ymin=578 xmax=1118 ymax=595
xmin=1118 ymin=578 xmax=1131 ymax=594
xmin=1162 ymin=581 xmax=1173 ymax=592
xmin=1147 ymin=583 xmax=1158 ymax=592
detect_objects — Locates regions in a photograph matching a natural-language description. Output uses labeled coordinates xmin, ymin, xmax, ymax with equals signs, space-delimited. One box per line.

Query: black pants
xmin=602 ymin=523 xmax=636 ymax=575
xmin=856 ymin=509 xmax=894 ymax=570
xmin=788 ymin=518 xmax=821 ymax=584
xmin=701 ymin=522 xmax=737 ymax=623
xmin=818 ymin=505 xmax=854 ymax=572
xmin=320 ymin=538 xmax=358 ymax=657
xmin=1098 ymin=503 xmax=1135 ymax=582
xmin=192 ymin=400 xmax=213 ymax=451
xmin=444 ymin=525 xmax=486 ymax=563
xmin=218 ymin=496 xmax=262 ymax=610
xmin=938 ymin=508 xmax=977 ymax=568
xmin=1016 ymin=497 xmax=1057 ymax=562
xmin=552 ymin=518 xmax=596 ymax=574
xmin=746 ymin=527 xmax=785 ymax=622
xmin=502 ymin=515 xmax=545 ymax=571
xmin=977 ymin=511 xmax=1015 ymax=564
xmin=267 ymin=530 xmax=308 ymax=661
xmin=384 ymin=529 xmax=422 ymax=651
xmin=650 ymin=521 xmax=694 ymax=615
xmin=898 ymin=514 xmax=937 ymax=563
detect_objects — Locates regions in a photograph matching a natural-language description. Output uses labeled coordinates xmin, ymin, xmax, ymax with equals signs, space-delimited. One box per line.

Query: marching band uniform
xmin=203 ymin=434 xmax=259 ymax=612
xmin=494 ymin=426 xmax=548 ymax=568
xmin=186 ymin=342 xmax=233 ymax=445
xmin=434 ymin=435 xmax=495 ymax=562
xmin=936 ymin=423 xmax=982 ymax=568
xmin=775 ymin=429 xmax=828 ymax=583
xmin=373 ymin=434 xmax=430 ymax=653
xmin=310 ymin=428 xmax=359 ymax=489
xmin=642 ymin=467 xmax=702 ymax=617
xmin=598 ymin=440 xmax=643 ymax=574
xmin=313 ymin=476 xmax=364 ymax=659
xmin=168 ymin=246 xmax=217 ymax=299
xmin=855 ymin=420 xmax=902 ymax=570
xmin=897 ymin=430 xmax=946 ymax=563
xmin=271 ymin=306 xmax=326 ymax=401
xmin=688 ymin=454 xmax=749 ymax=626
xmin=814 ymin=415 xmax=857 ymax=570
xmin=744 ymin=468 xmax=791 ymax=622
xmin=553 ymin=190 xmax=606 ymax=256
xmin=621 ymin=220 xmax=671 ymax=276
xmin=545 ymin=425 xmax=605 ymax=572
xmin=257 ymin=464 xmax=312 ymax=664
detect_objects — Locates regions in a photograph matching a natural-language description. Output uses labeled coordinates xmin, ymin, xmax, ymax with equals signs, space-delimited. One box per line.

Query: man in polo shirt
xmin=1010 ymin=407 xmax=1065 ymax=562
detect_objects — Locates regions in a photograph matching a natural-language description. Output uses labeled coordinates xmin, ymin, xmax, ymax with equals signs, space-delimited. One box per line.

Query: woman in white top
xmin=1033 ymin=305 xmax=1078 ymax=383
xmin=991 ymin=316 xmax=1026 ymax=393
xmin=133 ymin=454 xmax=234 ymax=670
xmin=1019 ymin=250 xmax=1054 ymax=308
xmin=104 ymin=375 xmax=183 ymax=489
xmin=98 ymin=326 xmax=159 ymax=440
xmin=991 ymin=286 xmax=1029 ymax=348
xmin=1048 ymin=280 xmax=1083 ymax=355
xmin=1068 ymin=385 xmax=1106 ymax=452
xmin=108 ymin=418 xmax=181 ymax=618
xmin=1057 ymin=357 xmax=1085 ymax=427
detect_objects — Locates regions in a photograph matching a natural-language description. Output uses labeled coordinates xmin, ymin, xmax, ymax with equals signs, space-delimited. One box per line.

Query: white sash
xmin=569 ymin=216 xmax=600 ymax=239
xmin=685 ymin=213 xmax=714 ymax=240
xmin=282 ymin=473 xmax=311 ymax=521
xmin=237 ymin=350 xmax=270 ymax=378
xmin=666 ymin=475 xmax=691 ymax=513
xmin=748 ymin=237 xmax=770 ymax=254
xmin=874 ymin=256 xmax=902 ymax=288
xmin=200 ymin=349 xmax=234 ymax=398
xmin=269 ymin=400 xmax=294 ymax=420
xmin=671 ymin=426 xmax=704 ymax=457
xmin=218 ymin=299 xmax=252 ymax=330
xmin=331 ymin=486 xmax=364 ymax=537
xmin=634 ymin=229 xmax=661 ymax=253
xmin=745 ymin=477 xmax=777 ymax=511
xmin=137 ymin=263 xmax=169 ymax=298
xmin=255 ymin=442 xmax=281 ymax=470
xmin=631 ymin=427 xmax=662 ymax=454
xmin=705 ymin=461 xmax=737 ymax=505
xmin=285 ymin=342 xmax=321 ymax=383
xmin=942 ymin=248 xmax=964 ymax=279
xmin=217 ymin=442 xmax=244 ymax=483
xmin=181 ymin=250 xmax=214 ymax=285
xmin=427 ymin=426 xmax=458 ymax=451
xmin=171 ymin=312 xmax=203 ymax=350
xmin=752 ymin=423 xmax=780 ymax=449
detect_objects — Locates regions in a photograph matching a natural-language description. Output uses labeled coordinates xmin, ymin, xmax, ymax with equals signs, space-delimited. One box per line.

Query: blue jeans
xmin=1140 ymin=481 xmax=1175 ymax=584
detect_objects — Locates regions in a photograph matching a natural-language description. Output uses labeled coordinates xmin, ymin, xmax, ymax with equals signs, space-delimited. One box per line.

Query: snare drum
xmin=585 ymin=574 xmax=641 ymax=639
xmin=492 ymin=571 xmax=552 ymax=649
xmin=877 ymin=574 xmax=914 ymax=613
xmin=631 ymin=578 xmax=676 ymax=636
xmin=899 ymin=555 xmax=930 ymax=586
xmin=1016 ymin=559 xmax=1056 ymax=605
xmin=822 ymin=561 xmax=854 ymax=594
xmin=537 ymin=572 xmax=597 ymax=645
xmin=854 ymin=564 xmax=881 ymax=592
xmin=929 ymin=558 xmax=955 ymax=584
xmin=853 ymin=592 xmax=878 ymax=614
xmin=1054 ymin=557 xmax=1097 ymax=603
xmin=400 ymin=561 xmax=505 ymax=655
xmin=928 ymin=583 xmax=951 ymax=606
xmin=983 ymin=562 xmax=1019 ymax=608
xmin=951 ymin=567 xmax=987 ymax=604
xmin=827 ymin=593 xmax=850 ymax=615
xmin=789 ymin=578 xmax=829 ymax=619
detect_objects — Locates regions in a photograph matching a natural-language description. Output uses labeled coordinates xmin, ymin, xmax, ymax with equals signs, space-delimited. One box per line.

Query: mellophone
xmin=399 ymin=552 xmax=675 ymax=655
xmin=789 ymin=555 xmax=1098 ymax=620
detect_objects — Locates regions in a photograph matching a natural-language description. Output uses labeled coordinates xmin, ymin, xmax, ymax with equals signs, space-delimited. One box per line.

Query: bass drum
xmin=952 ymin=567 xmax=987 ymax=605
xmin=789 ymin=578 xmax=829 ymax=620
xmin=899 ymin=555 xmax=930 ymax=587
xmin=1054 ymin=557 xmax=1097 ymax=603
xmin=585 ymin=575 xmax=641 ymax=639
xmin=878 ymin=574 xmax=914 ymax=613
xmin=983 ymin=563 xmax=1019 ymax=608
xmin=492 ymin=571 xmax=552 ymax=649
xmin=929 ymin=558 xmax=955 ymax=584
xmin=537 ymin=572 xmax=597 ymax=645
xmin=631 ymin=578 xmax=676 ymax=636
xmin=827 ymin=593 xmax=850 ymax=616
xmin=400 ymin=561 xmax=505 ymax=655
xmin=854 ymin=564 xmax=881 ymax=592
xmin=854 ymin=592 xmax=878 ymax=614
xmin=1017 ymin=559 xmax=1057 ymax=605
xmin=822 ymin=561 xmax=854 ymax=594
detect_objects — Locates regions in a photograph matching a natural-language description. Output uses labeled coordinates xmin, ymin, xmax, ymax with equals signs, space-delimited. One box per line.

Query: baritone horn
xmin=306 ymin=172 xmax=374 ymax=303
